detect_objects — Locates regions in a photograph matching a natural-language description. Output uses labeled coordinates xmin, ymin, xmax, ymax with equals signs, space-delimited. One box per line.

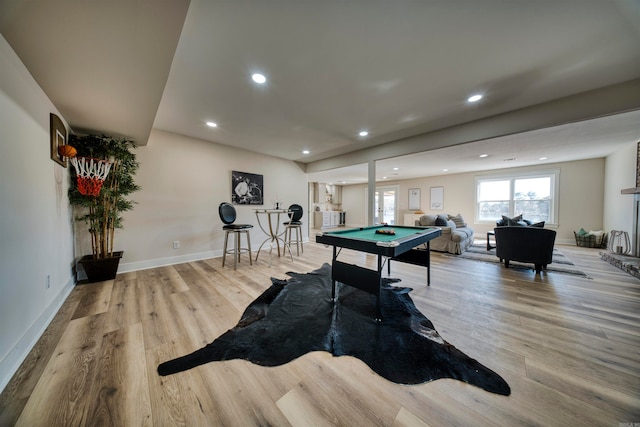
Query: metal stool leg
xmin=292 ymin=226 xmax=299 ymax=255
xmin=246 ymin=230 xmax=253 ymax=265
xmin=222 ymin=230 xmax=230 ymax=267
xmin=234 ymin=231 xmax=240 ymax=270
xmin=296 ymin=225 xmax=303 ymax=254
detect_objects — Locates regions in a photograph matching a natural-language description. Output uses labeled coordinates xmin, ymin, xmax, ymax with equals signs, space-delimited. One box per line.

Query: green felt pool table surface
xmin=322 ymin=225 xmax=433 ymax=243
xmin=316 ymin=225 xmax=441 ymax=257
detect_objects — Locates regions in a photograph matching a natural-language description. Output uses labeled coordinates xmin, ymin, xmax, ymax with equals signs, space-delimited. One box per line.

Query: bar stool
xmin=283 ymin=204 xmax=303 ymax=255
xmin=218 ymin=202 xmax=253 ymax=269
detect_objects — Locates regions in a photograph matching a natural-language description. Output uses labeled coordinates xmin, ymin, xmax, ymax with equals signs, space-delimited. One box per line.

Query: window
xmin=475 ymin=170 xmax=559 ymax=225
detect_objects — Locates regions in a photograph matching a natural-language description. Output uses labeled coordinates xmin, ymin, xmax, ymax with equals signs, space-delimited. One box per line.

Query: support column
xmin=367 ymin=160 xmax=375 ymax=226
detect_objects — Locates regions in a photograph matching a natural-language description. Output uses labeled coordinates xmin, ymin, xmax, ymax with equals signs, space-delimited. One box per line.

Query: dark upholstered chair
xmin=494 ymin=226 xmax=557 ymax=274
xmin=283 ymin=204 xmax=303 ymax=255
xmin=218 ymin=202 xmax=253 ymax=270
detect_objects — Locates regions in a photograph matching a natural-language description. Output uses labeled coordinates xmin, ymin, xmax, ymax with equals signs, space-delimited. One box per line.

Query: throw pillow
xmin=446 ymin=219 xmax=457 ymax=229
xmin=530 ymin=221 xmax=545 ymax=228
xmin=448 ymin=213 xmax=466 ymax=228
xmin=589 ymin=230 xmax=605 ymax=246
xmin=502 ymin=214 xmax=523 ymax=224
xmin=435 ymin=215 xmax=448 ymax=226
xmin=507 ymin=218 xmax=527 ymax=227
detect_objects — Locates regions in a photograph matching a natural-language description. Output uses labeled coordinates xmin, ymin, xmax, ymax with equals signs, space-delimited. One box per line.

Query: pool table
xmin=316 ymin=225 xmax=441 ymax=321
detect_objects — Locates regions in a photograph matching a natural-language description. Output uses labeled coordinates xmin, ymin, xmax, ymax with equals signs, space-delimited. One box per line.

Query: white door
xmin=374 ymin=186 xmax=398 ymax=225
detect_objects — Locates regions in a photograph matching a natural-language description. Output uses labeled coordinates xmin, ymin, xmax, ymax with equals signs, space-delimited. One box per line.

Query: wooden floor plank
xmin=2 ymin=239 xmax=639 ymax=426
xmin=15 ymin=313 xmax=107 ymax=427
xmin=84 ymin=323 xmax=152 ymax=426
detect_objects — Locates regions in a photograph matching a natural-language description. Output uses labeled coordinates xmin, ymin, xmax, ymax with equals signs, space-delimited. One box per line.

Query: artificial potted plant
xmin=68 ymin=134 xmax=140 ymax=282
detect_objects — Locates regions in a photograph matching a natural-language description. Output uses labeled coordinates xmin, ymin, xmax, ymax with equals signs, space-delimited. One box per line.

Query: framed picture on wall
xmin=430 ymin=186 xmax=444 ymax=210
xmin=50 ymin=113 xmax=67 ymax=167
xmin=231 ymin=171 xmax=264 ymax=205
xmin=408 ymin=188 xmax=420 ymax=210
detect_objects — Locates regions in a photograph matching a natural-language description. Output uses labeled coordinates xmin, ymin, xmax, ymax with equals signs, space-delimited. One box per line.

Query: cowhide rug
xmin=158 ymin=263 xmax=510 ymax=395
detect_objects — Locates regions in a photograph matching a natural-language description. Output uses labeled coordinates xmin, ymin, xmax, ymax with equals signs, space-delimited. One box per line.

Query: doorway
xmin=374 ymin=186 xmax=398 ymax=225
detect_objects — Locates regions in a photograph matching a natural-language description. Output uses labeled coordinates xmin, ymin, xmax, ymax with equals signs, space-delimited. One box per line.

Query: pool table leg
xmin=376 ymin=255 xmax=383 ymax=322
xmin=427 ymin=241 xmax=431 ymax=286
xmin=331 ymin=245 xmax=337 ymax=301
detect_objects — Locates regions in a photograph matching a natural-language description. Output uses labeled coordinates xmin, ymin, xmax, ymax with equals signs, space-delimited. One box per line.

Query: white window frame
xmin=474 ymin=169 xmax=560 ymax=226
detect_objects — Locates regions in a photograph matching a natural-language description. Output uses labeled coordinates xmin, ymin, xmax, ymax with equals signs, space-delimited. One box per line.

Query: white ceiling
xmin=2 ymin=0 xmax=640 ymax=184
xmin=311 ymin=109 xmax=640 ymax=184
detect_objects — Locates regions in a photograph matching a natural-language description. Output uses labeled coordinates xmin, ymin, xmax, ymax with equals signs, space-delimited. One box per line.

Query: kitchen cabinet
xmin=314 ymin=211 xmax=346 ymax=228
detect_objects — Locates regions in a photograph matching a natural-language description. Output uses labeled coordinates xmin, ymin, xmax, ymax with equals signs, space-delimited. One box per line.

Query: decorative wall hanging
xmin=430 ymin=186 xmax=443 ymax=210
xmin=232 ymin=171 xmax=264 ymax=205
xmin=50 ymin=113 xmax=67 ymax=167
xmin=408 ymin=188 xmax=421 ymax=210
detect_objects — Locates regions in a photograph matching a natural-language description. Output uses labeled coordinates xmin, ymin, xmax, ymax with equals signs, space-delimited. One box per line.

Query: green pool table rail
xmin=316 ymin=225 xmax=440 ymax=255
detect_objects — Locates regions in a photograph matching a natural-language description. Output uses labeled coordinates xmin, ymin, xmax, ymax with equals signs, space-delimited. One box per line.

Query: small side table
xmin=486 ymin=231 xmax=496 ymax=250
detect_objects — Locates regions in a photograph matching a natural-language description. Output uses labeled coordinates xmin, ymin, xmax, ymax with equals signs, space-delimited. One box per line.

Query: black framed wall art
xmin=231 ymin=171 xmax=264 ymax=205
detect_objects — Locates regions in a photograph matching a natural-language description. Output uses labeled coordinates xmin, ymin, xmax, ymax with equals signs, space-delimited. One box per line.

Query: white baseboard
xmin=118 ymin=237 xmax=312 ymax=274
xmin=118 ymin=250 xmax=222 ymax=273
xmin=0 ymin=276 xmax=75 ymax=393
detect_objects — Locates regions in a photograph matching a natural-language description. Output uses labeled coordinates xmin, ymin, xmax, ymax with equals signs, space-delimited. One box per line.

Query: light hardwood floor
xmin=1 ymin=238 xmax=639 ymax=426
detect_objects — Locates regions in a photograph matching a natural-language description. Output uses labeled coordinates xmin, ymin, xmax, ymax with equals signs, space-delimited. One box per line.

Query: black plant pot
xmin=78 ymin=251 xmax=123 ymax=283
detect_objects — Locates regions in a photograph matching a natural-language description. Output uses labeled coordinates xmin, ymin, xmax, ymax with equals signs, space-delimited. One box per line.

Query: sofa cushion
xmin=448 ymin=213 xmax=467 ymax=228
xmin=417 ymin=215 xmax=437 ymax=226
xmin=438 ymin=227 xmax=452 ymax=235
xmin=530 ymin=221 xmax=545 ymax=228
xmin=450 ymin=227 xmax=473 ymax=242
xmin=435 ymin=215 xmax=448 ymax=226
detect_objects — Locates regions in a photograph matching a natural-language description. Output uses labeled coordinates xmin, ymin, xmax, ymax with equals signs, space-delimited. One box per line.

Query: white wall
xmin=604 ymin=142 xmax=636 ymax=235
xmin=0 ymin=34 xmax=310 ymax=392
xmin=0 ymin=35 xmax=76 ymax=391
xmin=341 ymin=158 xmax=607 ymax=244
xmin=341 ymin=185 xmax=367 ymax=227
xmin=111 ymin=129 xmax=309 ymax=272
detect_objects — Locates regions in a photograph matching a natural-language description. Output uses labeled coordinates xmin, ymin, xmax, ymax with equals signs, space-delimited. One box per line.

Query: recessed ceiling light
xmin=393 ymin=167 xmax=399 ymax=171
xmin=442 ymin=169 xmax=449 ymax=172
xmin=539 ymin=156 xmax=548 ymax=160
xmin=302 ymin=150 xmax=310 ymax=154
xmin=382 ymin=176 xmax=387 ymax=179
xmin=467 ymin=94 xmax=483 ymax=103
xmin=479 ymin=154 xmax=488 ymax=158
xmin=252 ymin=73 xmax=267 ymax=84
xmin=206 ymin=121 xmax=218 ymax=128
xmin=359 ymin=130 xmax=369 ymax=137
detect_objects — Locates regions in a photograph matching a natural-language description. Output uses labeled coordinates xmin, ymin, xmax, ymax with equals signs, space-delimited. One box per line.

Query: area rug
xmin=445 ymin=244 xmax=589 ymax=278
xmin=158 ymin=263 xmax=510 ymax=395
